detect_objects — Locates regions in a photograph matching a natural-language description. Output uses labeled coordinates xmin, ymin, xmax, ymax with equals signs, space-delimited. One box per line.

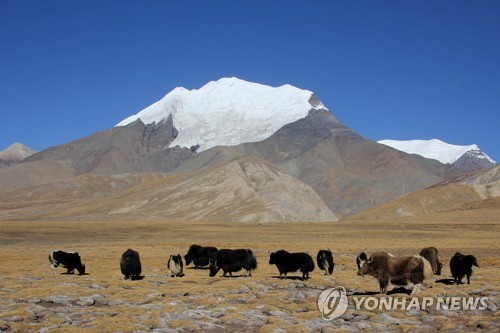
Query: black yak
xmin=269 ymin=250 xmax=315 ymax=281
xmin=317 ymin=250 xmax=334 ymax=275
xmin=209 ymin=249 xmax=257 ymax=277
xmin=184 ymin=244 xmax=218 ymax=269
xmin=49 ymin=250 xmax=86 ymax=275
xmin=450 ymin=252 xmax=479 ymax=285
xmin=120 ymin=249 xmax=142 ymax=280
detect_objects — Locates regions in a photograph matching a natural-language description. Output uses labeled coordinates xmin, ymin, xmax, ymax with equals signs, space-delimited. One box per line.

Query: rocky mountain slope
xmin=346 ymin=165 xmax=500 ymax=221
xmin=24 ymin=117 xmax=194 ymax=175
xmin=0 ymin=119 xmax=195 ymax=193
xmin=176 ymin=109 xmax=461 ymax=216
xmin=453 ymin=149 xmax=496 ymax=172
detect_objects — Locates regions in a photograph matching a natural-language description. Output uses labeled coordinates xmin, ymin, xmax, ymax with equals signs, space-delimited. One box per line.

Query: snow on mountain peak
xmin=0 ymin=142 xmax=38 ymax=161
xmin=116 ymin=77 xmax=327 ymax=152
xmin=378 ymin=138 xmax=495 ymax=164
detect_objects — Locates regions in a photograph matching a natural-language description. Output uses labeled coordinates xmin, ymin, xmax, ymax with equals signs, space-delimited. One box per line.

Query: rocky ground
xmin=0 ymin=217 xmax=499 ymax=332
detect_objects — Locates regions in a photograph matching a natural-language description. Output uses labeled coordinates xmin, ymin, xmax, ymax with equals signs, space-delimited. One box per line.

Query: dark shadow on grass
xmin=436 ymin=278 xmax=455 ymax=285
xmin=216 ymin=274 xmax=250 ymax=278
xmin=271 ymin=275 xmax=309 ymax=281
xmin=351 ymin=291 xmax=379 ymax=296
xmin=352 ymin=287 xmax=412 ymax=296
xmin=129 ymin=275 xmax=145 ymax=281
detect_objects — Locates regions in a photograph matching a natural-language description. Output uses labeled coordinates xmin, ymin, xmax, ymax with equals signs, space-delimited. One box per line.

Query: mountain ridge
xmin=378 ymin=138 xmax=495 ymax=172
xmin=0 ymin=78 xmax=484 ymax=221
xmin=345 ymin=165 xmax=500 ymax=221
xmin=173 ymin=109 xmax=462 ymax=216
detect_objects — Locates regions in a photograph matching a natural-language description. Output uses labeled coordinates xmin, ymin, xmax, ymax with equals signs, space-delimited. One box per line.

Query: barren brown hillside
xmin=0 ymin=156 xmax=337 ymax=222
xmin=344 ymin=165 xmax=499 ymax=222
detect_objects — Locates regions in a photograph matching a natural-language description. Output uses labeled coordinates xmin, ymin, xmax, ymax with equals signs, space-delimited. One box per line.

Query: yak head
xmin=269 ymin=252 xmax=276 ymax=265
xmin=208 ymin=257 xmax=220 ymax=277
xmin=76 ymin=263 xmax=86 ymax=275
xmin=464 ymin=255 xmax=479 ymax=268
xmin=356 ymin=252 xmax=368 ymax=270
xmin=356 ymin=253 xmax=371 ymax=276
xmin=184 ymin=254 xmax=192 ymax=266
xmin=436 ymin=262 xmax=443 ymax=275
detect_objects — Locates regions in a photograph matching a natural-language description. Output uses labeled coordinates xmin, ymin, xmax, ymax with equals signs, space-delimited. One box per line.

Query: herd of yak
xmin=48 ymin=245 xmax=479 ymax=295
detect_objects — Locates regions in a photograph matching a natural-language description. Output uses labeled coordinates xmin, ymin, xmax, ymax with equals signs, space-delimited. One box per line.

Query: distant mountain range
xmin=378 ymin=139 xmax=495 ymax=173
xmin=346 ymin=164 xmax=499 ymax=221
xmin=0 ymin=78 xmax=497 ymax=222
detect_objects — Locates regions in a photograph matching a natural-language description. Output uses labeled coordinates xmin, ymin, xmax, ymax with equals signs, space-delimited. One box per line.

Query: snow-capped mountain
xmin=116 ymin=77 xmax=327 ymax=152
xmin=378 ymin=139 xmax=495 ymax=172
xmin=0 ymin=142 xmax=37 ymax=168
xmin=2 ymin=77 xmax=465 ymax=219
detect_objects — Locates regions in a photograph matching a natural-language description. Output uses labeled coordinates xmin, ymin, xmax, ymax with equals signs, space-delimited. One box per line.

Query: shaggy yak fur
xmin=209 ymin=249 xmax=257 ymax=277
xmin=450 ymin=252 xmax=479 ymax=285
xmin=357 ymin=252 xmax=433 ymax=295
xmin=184 ymin=244 xmax=218 ymax=269
xmin=269 ymin=250 xmax=315 ymax=281
xmin=120 ymin=249 xmax=142 ymax=280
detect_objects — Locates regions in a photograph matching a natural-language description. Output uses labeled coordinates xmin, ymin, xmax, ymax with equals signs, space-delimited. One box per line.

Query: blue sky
xmin=1 ymin=1 xmax=499 ymax=161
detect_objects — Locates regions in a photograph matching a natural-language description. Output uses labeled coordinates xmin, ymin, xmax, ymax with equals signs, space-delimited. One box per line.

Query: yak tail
xmin=309 ymin=259 xmax=315 ymax=272
xmin=248 ymin=250 xmax=257 ymax=270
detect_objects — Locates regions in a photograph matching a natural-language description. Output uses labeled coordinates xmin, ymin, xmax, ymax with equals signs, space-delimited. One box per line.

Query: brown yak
xmin=357 ymin=252 xmax=433 ymax=295
xmin=419 ymin=247 xmax=443 ymax=275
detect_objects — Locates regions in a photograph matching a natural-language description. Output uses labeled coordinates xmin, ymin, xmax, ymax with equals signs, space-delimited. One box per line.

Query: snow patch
xmin=0 ymin=142 xmax=38 ymax=160
xmin=378 ymin=139 xmax=495 ymax=164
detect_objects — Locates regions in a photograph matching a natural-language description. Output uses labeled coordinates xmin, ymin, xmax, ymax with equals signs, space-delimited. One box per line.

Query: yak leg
xmin=379 ymin=277 xmax=389 ymax=294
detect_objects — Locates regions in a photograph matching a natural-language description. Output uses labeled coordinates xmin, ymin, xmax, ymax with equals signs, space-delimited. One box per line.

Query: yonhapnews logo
xmin=317 ymin=286 xmax=490 ymax=321
xmin=317 ymin=286 xmax=349 ymax=320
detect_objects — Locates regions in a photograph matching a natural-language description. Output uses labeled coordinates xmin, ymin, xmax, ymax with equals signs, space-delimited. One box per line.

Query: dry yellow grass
xmin=0 ymin=206 xmax=499 ymax=332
